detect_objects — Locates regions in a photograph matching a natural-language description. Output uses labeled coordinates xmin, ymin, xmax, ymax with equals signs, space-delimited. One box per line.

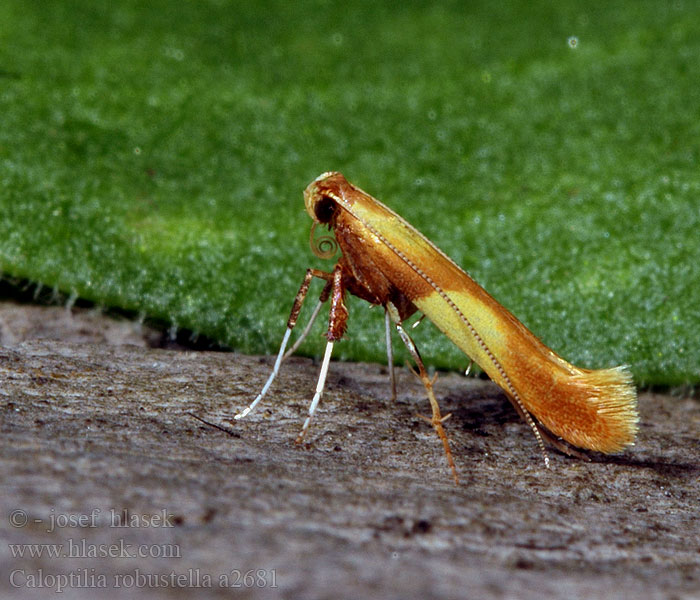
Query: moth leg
xmin=386 ymin=303 xmax=459 ymax=484
xmin=411 ymin=313 xmax=426 ymax=329
xmin=284 ymin=280 xmax=332 ymax=359
xmin=296 ymin=265 xmax=348 ymax=442
xmin=296 ymin=339 xmax=334 ymax=443
xmin=385 ymin=308 xmax=397 ymax=402
xmin=464 ymin=359 xmax=474 ymax=377
xmin=235 ymin=268 xmax=333 ymax=421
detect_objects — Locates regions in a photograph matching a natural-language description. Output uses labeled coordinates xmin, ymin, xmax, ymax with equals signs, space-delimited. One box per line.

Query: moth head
xmin=304 ymin=172 xmax=349 ymax=259
xmin=304 ymin=171 xmax=348 ymax=226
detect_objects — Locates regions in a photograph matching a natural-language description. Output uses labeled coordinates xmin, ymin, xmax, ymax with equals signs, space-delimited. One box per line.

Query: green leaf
xmin=1 ymin=0 xmax=698 ymax=385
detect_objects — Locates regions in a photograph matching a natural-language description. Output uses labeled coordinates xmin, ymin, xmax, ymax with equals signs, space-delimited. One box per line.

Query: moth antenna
xmin=506 ymin=394 xmax=551 ymax=469
xmin=529 ymin=419 xmax=551 ymax=469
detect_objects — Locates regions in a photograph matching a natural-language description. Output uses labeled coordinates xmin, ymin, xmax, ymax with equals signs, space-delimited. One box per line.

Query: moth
xmin=234 ymin=172 xmax=639 ymax=482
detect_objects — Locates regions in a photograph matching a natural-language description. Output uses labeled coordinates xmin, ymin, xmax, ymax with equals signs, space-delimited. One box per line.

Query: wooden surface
xmin=1 ymin=302 xmax=698 ymax=599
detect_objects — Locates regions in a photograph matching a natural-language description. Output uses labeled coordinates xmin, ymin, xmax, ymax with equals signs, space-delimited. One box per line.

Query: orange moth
xmin=234 ymin=172 xmax=639 ymax=482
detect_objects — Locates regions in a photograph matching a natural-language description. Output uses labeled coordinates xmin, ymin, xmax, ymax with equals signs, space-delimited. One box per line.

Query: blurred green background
xmin=1 ymin=1 xmax=698 ymax=386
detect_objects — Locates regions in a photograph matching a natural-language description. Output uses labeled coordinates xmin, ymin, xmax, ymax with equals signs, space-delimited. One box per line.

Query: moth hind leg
xmin=386 ymin=302 xmax=459 ymax=484
xmin=385 ymin=308 xmax=397 ymax=402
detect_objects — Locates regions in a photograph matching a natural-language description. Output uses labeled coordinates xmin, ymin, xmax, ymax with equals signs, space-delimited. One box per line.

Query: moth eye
xmin=314 ymin=196 xmax=337 ymax=223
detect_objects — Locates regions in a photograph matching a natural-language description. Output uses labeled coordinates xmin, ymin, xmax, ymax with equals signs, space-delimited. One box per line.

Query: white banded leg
xmin=295 ymin=264 xmax=347 ymax=442
xmin=385 ymin=308 xmax=397 ymax=402
xmin=234 ymin=268 xmax=333 ymax=421
xmin=234 ymin=327 xmax=293 ymax=420
xmin=296 ymin=339 xmax=334 ymax=442
xmin=464 ymin=359 xmax=474 ymax=377
xmin=283 ymin=298 xmax=325 ymax=360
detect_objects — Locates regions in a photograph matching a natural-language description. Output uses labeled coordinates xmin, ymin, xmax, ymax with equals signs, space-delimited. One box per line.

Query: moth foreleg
xmin=284 ymin=278 xmax=332 ymax=359
xmin=235 ymin=268 xmax=333 ymax=421
xmin=296 ymin=339 xmax=334 ymax=443
xmin=296 ymin=265 xmax=348 ymax=442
